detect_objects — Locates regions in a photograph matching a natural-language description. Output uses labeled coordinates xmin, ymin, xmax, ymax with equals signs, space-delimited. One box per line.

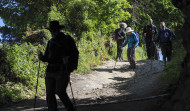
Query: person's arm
xmin=39 ymin=41 xmax=49 ymax=62
xmin=143 ymin=26 xmax=147 ymax=37
xmin=170 ymin=30 xmax=176 ymax=39
xmin=122 ymin=34 xmax=128 ymax=47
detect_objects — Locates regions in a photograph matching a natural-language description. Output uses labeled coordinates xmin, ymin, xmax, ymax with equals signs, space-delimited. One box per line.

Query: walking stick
xmin=34 ymin=61 xmax=40 ymax=110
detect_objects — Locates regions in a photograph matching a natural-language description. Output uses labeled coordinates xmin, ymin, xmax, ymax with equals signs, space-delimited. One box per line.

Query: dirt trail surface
xmin=1 ymin=60 xmax=164 ymax=111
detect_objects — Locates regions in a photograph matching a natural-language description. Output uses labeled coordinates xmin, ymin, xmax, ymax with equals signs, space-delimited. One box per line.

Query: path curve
xmin=1 ymin=60 xmax=164 ymax=111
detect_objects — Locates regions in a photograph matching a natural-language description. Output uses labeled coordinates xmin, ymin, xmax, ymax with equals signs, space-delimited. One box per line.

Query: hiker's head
xmin=47 ymin=20 xmax=65 ymax=37
xmin=120 ymin=22 xmax=127 ymax=29
xmin=126 ymin=27 xmax=134 ymax=36
xmin=148 ymin=19 xmax=153 ymax=25
xmin=160 ymin=22 xmax=166 ymax=30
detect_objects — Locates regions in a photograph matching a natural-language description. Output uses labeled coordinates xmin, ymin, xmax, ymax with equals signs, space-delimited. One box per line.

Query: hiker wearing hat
xmin=38 ymin=20 xmax=79 ymax=111
xmin=114 ymin=22 xmax=127 ymax=61
xmin=143 ymin=19 xmax=158 ymax=60
xmin=156 ymin=22 xmax=175 ymax=65
xmin=122 ymin=27 xmax=139 ymax=69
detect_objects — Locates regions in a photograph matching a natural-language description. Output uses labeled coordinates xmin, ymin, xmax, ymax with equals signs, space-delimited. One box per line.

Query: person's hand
xmin=134 ymin=46 xmax=136 ymax=48
xmin=62 ymin=56 xmax=69 ymax=65
xmin=120 ymin=46 xmax=123 ymax=48
xmin=38 ymin=52 xmax=43 ymax=60
xmin=121 ymin=36 xmax=124 ymax=39
xmin=144 ymin=33 xmax=146 ymax=37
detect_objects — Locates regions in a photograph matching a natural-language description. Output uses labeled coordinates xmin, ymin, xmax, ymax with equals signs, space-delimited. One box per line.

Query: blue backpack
xmin=134 ymin=32 xmax=140 ymax=46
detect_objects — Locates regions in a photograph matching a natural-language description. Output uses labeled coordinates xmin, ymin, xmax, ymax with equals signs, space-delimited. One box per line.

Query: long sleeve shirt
xmin=143 ymin=24 xmax=158 ymax=43
xmin=156 ymin=27 xmax=176 ymax=45
xmin=41 ymin=32 xmax=79 ymax=73
xmin=122 ymin=32 xmax=139 ymax=48
xmin=115 ymin=28 xmax=125 ymax=39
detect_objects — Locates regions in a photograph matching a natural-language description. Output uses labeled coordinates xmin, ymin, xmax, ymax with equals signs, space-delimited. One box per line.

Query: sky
xmin=0 ymin=17 xmax=5 ymax=40
xmin=0 ymin=17 xmax=4 ymax=26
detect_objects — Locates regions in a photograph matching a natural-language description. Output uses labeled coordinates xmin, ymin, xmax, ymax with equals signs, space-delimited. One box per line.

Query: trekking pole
xmin=65 ymin=64 xmax=77 ymax=111
xmin=34 ymin=61 xmax=40 ymax=110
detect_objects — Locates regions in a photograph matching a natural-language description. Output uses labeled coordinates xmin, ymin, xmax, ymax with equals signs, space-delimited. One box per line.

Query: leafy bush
xmin=77 ymin=31 xmax=110 ymax=74
xmin=162 ymin=39 xmax=186 ymax=87
xmin=0 ymin=30 xmax=50 ymax=104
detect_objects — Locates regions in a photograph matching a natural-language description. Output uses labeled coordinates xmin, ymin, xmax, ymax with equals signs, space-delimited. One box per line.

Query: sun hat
xmin=46 ymin=20 xmax=65 ymax=31
xmin=125 ymin=27 xmax=134 ymax=33
xmin=120 ymin=22 xmax=127 ymax=29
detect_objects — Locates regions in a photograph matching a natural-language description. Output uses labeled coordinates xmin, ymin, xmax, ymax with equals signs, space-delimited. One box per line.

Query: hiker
xmin=38 ymin=20 xmax=79 ymax=111
xmin=143 ymin=19 xmax=159 ymax=60
xmin=156 ymin=22 xmax=175 ymax=65
xmin=114 ymin=22 xmax=127 ymax=61
xmin=122 ymin=27 xmax=139 ymax=69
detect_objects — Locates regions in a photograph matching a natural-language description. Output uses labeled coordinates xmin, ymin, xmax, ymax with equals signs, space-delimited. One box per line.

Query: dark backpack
xmin=134 ymin=32 xmax=140 ymax=46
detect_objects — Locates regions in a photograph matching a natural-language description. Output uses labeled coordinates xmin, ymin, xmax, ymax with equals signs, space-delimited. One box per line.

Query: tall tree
xmin=0 ymin=0 xmax=131 ymax=41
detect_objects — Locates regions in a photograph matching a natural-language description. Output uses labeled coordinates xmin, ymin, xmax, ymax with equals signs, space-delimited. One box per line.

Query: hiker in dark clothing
xmin=156 ymin=22 xmax=175 ymax=65
xmin=122 ymin=27 xmax=139 ymax=69
xmin=143 ymin=19 xmax=159 ymax=60
xmin=38 ymin=20 xmax=79 ymax=111
xmin=114 ymin=22 xmax=127 ymax=61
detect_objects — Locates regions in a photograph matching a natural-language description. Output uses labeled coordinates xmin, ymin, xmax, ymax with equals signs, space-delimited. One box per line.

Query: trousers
xmin=127 ymin=47 xmax=136 ymax=67
xmin=117 ymin=39 xmax=124 ymax=60
xmin=161 ymin=43 xmax=172 ymax=63
xmin=45 ymin=70 xmax=74 ymax=111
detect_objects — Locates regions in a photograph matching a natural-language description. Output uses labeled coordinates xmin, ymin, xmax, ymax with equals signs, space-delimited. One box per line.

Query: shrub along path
xmin=1 ymin=59 xmax=165 ymax=111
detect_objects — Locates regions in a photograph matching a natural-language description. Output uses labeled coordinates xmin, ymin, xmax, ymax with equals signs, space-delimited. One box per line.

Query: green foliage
xmin=128 ymin=0 xmax=184 ymax=34
xmin=0 ymin=0 xmax=131 ymax=41
xmin=0 ymin=40 xmax=47 ymax=103
xmin=22 ymin=29 xmax=51 ymax=45
xmin=109 ymin=41 xmax=147 ymax=61
xmin=0 ymin=0 xmax=185 ymax=105
xmin=1 ymin=42 xmax=46 ymax=86
xmin=162 ymin=39 xmax=186 ymax=87
xmin=77 ymin=31 xmax=110 ymax=74
xmin=66 ymin=0 xmax=131 ymax=38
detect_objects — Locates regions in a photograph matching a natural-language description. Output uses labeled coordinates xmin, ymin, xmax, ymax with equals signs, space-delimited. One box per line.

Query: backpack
xmin=113 ymin=34 xmax=118 ymax=41
xmin=134 ymin=32 xmax=140 ymax=46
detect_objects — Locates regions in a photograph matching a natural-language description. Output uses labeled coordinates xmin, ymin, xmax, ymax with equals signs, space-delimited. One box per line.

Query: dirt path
xmin=1 ymin=60 xmax=164 ymax=111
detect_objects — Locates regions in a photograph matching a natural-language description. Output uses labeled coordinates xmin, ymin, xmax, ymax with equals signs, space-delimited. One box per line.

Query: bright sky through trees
xmin=0 ymin=17 xmax=4 ymax=40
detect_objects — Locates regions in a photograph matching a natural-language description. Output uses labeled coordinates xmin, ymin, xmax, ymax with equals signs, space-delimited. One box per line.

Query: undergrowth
xmin=162 ymin=39 xmax=186 ymax=88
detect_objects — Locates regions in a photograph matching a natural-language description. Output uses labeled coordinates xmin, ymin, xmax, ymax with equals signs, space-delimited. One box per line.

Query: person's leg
xmin=146 ymin=43 xmax=151 ymax=59
xmin=127 ymin=47 xmax=132 ymax=68
xmin=161 ymin=45 xmax=167 ymax=65
xmin=56 ymin=75 xmax=74 ymax=111
xmin=45 ymin=77 xmax=58 ymax=111
xmin=117 ymin=39 xmax=123 ymax=61
xmin=166 ymin=44 xmax=172 ymax=61
xmin=131 ymin=47 xmax=136 ymax=69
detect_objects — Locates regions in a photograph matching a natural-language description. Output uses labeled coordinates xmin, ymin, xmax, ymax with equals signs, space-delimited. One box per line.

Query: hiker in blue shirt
xmin=122 ymin=27 xmax=139 ymax=69
xmin=156 ymin=22 xmax=176 ymax=65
